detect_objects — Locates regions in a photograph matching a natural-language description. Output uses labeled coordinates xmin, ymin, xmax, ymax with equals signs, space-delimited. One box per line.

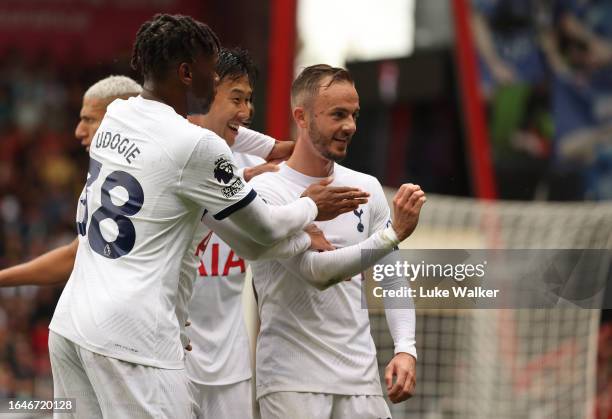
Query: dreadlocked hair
xmin=131 ymin=14 xmax=220 ymax=80
xmin=216 ymin=47 xmax=258 ymax=88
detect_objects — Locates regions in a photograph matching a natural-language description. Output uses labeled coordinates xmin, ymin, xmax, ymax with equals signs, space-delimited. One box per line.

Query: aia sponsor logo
xmin=195 ymin=232 xmax=245 ymax=277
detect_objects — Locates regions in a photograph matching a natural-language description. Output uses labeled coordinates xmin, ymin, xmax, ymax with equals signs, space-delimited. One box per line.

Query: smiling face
xmin=303 ymin=78 xmax=359 ymax=162
xmin=75 ymin=97 xmax=109 ymax=151
xmin=204 ymin=74 xmax=252 ymax=145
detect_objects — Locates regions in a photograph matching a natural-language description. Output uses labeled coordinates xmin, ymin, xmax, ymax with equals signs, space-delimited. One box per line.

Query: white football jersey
xmin=250 ymin=163 xmax=390 ymax=398
xmin=50 ymin=96 xmax=256 ymax=369
xmin=231 ymin=127 xmax=275 ymax=158
xmin=185 ymin=152 xmax=265 ymax=385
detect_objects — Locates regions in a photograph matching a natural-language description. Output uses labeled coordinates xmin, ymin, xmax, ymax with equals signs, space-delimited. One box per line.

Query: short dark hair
xmin=216 ymin=48 xmax=258 ymax=88
xmin=131 ymin=14 xmax=220 ymax=80
xmin=291 ymin=64 xmax=353 ymax=108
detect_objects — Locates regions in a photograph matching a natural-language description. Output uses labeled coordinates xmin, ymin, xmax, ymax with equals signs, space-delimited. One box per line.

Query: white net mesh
xmin=371 ymin=192 xmax=612 ymax=419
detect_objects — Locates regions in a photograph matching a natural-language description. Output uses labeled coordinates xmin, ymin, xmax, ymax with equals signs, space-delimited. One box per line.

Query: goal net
xmin=370 ymin=192 xmax=612 ymax=419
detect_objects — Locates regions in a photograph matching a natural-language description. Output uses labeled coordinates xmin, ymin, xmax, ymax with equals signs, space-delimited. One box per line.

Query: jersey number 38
xmin=77 ymin=158 xmax=144 ymax=259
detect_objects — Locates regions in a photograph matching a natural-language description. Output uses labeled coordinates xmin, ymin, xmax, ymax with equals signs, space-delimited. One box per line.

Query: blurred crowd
xmin=473 ymin=0 xmax=612 ymax=200
xmin=0 ymin=49 xmax=133 ymax=399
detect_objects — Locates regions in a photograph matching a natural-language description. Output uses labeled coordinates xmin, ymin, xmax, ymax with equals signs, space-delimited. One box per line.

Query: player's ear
xmin=293 ymin=106 xmax=307 ymax=129
xmin=178 ymin=62 xmax=193 ymax=86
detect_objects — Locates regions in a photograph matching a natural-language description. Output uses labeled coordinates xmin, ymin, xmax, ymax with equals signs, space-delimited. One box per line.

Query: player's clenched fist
xmin=391 ymin=183 xmax=426 ymax=241
xmin=385 ymin=352 xmax=416 ymax=403
xmin=302 ymin=177 xmax=370 ymax=221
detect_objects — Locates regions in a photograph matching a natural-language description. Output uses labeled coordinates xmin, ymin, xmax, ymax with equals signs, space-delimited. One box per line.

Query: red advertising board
xmin=0 ymin=0 xmax=202 ymax=63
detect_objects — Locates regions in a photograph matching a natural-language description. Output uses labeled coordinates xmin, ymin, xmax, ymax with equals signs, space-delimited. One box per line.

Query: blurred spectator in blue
xmin=472 ymin=0 xmax=549 ymax=93
xmin=472 ymin=0 xmax=553 ymax=199
xmin=543 ymin=0 xmax=612 ymax=200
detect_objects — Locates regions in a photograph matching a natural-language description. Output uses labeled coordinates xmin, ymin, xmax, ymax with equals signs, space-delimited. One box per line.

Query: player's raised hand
xmin=302 ymin=178 xmax=369 ymax=221
xmin=304 ymin=224 xmax=335 ymax=252
xmin=385 ymin=352 xmax=416 ymax=403
xmin=391 ymin=183 xmax=426 ymax=241
xmin=243 ymin=162 xmax=280 ymax=182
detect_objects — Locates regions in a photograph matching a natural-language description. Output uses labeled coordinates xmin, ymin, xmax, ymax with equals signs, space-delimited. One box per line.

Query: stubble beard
xmin=308 ymin=118 xmax=347 ymax=163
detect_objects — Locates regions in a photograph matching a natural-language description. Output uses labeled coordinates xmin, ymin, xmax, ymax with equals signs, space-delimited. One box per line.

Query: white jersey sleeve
xmin=225 ymin=192 xmax=317 ymax=246
xmin=231 ymin=126 xmax=275 ymax=159
xmin=368 ymin=181 xmax=418 ymax=359
xmin=275 ymin=229 xmax=400 ymax=290
xmin=178 ymin=138 xmax=257 ymax=220
xmin=384 ymin=287 xmax=417 ymax=358
xmin=203 ymin=215 xmax=311 ymax=260
xmin=180 ymin=138 xmax=317 ymax=245
xmin=179 ymin=136 xmax=317 ymax=246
